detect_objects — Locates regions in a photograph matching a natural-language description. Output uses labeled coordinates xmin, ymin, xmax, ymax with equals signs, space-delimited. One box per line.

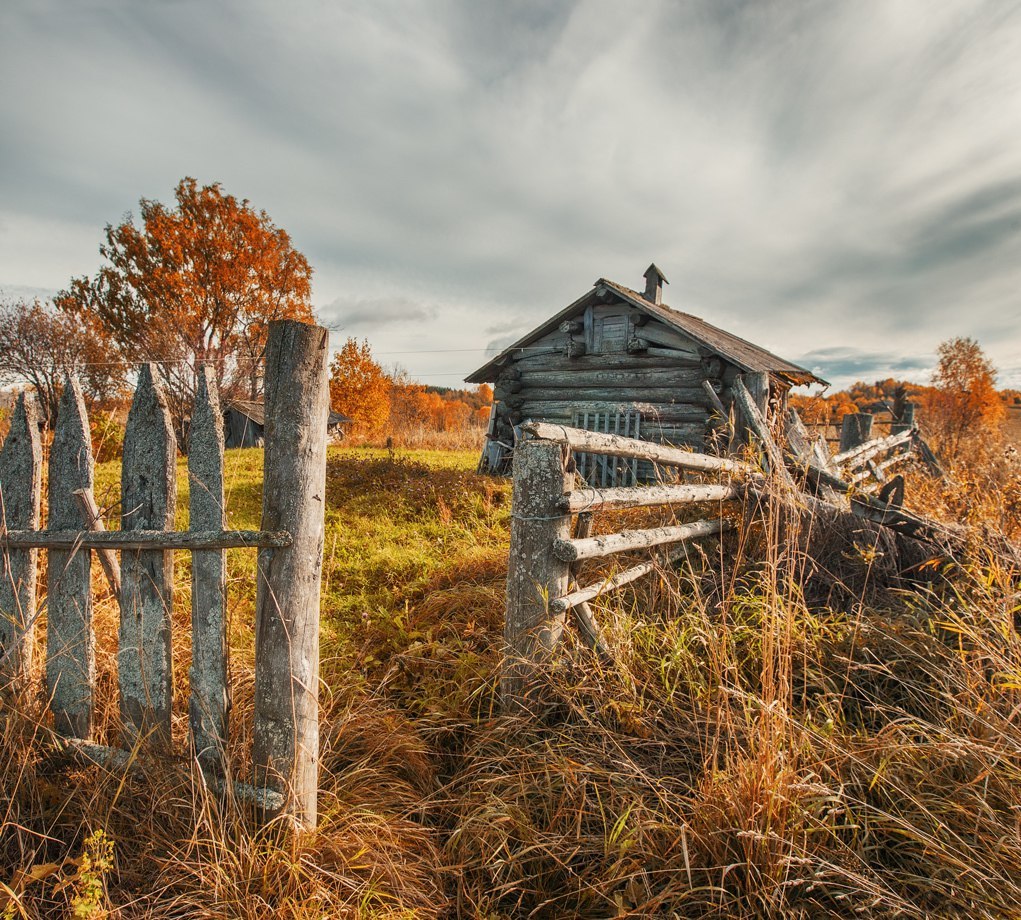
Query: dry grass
xmin=3 ymin=440 xmax=1021 ymax=917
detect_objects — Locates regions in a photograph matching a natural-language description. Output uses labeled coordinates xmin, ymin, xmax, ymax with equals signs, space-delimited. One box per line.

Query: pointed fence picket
xmin=0 ymin=319 xmax=328 ymax=830
xmin=0 ymin=394 xmax=42 ymax=683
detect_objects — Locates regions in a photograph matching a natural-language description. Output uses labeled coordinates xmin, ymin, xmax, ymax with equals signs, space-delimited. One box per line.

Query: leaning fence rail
xmin=502 ymin=422 xmax=747 ymax=708
xmin=0 ymin=318 xmax=328 ymax=830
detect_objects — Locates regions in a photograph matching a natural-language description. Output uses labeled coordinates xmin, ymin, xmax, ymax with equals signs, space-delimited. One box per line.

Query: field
xmin=3 ymin=442 xmax=1021 ymax=918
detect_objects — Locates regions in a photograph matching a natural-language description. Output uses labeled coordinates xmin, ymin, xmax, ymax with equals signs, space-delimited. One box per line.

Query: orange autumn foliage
xmin=329 ymin=338 xmax=393 ymax=439
xmin=924 ymin=336 xmax=1004 ymax=455
xmin=56 ymin=177 xmax=314 ymax=437
xmin=329 ymin=341 xmax=492 ymax=445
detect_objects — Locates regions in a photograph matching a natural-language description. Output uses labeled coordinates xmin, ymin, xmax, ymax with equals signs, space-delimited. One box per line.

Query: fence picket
xmin=119 ymin=364 xmax=177 ymax=749
xmin=188 ymin=366 xmax=228 ymax=773
xmin=253 ymin=320 xmax=329 ymax=829
xmin=0 ymin=394 xmax=42 ymax=683
xmin=47 ymin=377 xmax=96 ymax=737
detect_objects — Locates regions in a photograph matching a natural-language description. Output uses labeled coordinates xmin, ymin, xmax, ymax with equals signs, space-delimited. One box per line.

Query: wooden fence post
xmin=0 ymin=394 xmax=42 ymax=684
xmin=119 ymin=365 xmax=177 ymax=750
xmin=840 ymin=413 xmax=874 ymax=453
xmin=189 ymin=366 xmax=228 ymax=774
xmin=253 ymin=319 xmax=329 ymax=830
xmin=891 ymin=402 xmax=915 ymax=435
xmin=501 ymin=438 xmax=573 ymax=711
xmin=47 ymin=378 xmax=95 ymax=738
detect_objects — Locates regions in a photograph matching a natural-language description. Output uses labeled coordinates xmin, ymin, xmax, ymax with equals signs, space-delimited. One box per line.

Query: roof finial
xmin=643 ymin=263 xmax=668 ymax=305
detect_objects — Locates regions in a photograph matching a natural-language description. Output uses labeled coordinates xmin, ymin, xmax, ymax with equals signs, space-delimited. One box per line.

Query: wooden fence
xmin=502 ymin=421 xmax=750 ymax=706
xmin=0 ymin=319 xmax=329 ymax=830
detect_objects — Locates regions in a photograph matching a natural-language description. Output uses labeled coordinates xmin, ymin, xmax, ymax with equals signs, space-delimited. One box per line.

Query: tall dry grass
xmin=3 ymin=442 xmax=1021 ymax=917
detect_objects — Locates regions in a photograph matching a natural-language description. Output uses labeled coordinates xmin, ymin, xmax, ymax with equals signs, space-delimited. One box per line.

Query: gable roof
xmin=465 ymin=277 xmax=825 ymax=386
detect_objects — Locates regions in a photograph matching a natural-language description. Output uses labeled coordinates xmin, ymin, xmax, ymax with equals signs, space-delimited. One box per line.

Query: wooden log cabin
xmin=466 ymin=265 xmax=824 ymax=480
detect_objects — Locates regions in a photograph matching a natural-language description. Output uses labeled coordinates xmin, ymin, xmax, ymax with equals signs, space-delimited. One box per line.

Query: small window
xmin=593 ymin=315 xmax=629 ymax=353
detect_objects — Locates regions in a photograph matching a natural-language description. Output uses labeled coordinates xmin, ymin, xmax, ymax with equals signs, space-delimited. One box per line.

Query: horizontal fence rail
xmin=0 ymin=530 xmax=293 ymax=549
xmin=503 ymin=424 xmax=743 ymax=709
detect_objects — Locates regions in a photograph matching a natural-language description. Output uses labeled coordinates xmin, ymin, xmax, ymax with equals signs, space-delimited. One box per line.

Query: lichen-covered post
xmin=253 ymin=319 xmax=329 ymax=830
xmin=47 ymin=378 xmax=96 ymax=737
xmin=0 ymin=394 xmax=42 ymax=685
xmin=840 ymin=413 xmax=874 ymax=453
xmin=188 ymin=366 xmax=228 ymax=774
xmin=501 ymin=438 xmax=574 ymax=711
xmin=119 ymin=364 xmax=177 ymax=750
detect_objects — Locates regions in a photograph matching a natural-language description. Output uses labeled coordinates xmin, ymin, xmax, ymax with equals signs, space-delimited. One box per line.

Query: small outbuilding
xmin=466 ymin=265 xmax=825 ymax=479
xmin=223 ymin=399 xmax=352 ymax=449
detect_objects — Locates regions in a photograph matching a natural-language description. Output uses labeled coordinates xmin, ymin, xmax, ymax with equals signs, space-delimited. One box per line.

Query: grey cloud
xmin=2 ymin=0 xmax=1021 ymax=388
xmin=323 ymin=296 xmax=439 ymax=333
xmin=795 ymin=347 xmax=935 ymax=389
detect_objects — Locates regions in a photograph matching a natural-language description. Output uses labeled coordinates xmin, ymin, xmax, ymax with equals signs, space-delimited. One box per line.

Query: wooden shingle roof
xmin=466 ymin=277 xmax=824 ymax=386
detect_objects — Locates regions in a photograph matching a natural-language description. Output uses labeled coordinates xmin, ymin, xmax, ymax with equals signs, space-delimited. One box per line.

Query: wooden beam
xmin=562 ymin=482 xmax=740 ymax=513
xmin=552 ymin=545 xmax=692 ymax=613
xmin=732 ymin=377 xmax=797 ymax=490
xmin=0 ymin=529 xmax=292 ymax=549
xmin=554 ymin=518 xmax=728 ymax=562
xmin=831 ymin=429 xmax=912 ymax=467
xmin=522 ymin=422 xmax=752 ymax=475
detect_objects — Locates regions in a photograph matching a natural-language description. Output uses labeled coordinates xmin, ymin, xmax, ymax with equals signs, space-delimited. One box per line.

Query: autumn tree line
xmin=0 ymin=177 xmax=1014 ymax=462
xmin=0 ymin=177 xmax=492 ymax=455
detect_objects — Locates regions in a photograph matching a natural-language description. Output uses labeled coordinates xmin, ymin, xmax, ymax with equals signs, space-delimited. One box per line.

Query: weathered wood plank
xmin=552 ymin=544 xmax=692 ymax=614
xmin=253 ymin=320 xmax=329 ymax=830
xmin=522 ymin=422 xmax=752 ymax=475
xmin=732 ymin=377 xmax=797 ymax=490
xmin=632 ymin=322 xmax=700 ymax=353
xmin=513 ymin=386 xmax=713 ymax=405
xmin=0 ymin=393 xmax=42 ymax=683
xmin=510 ymin=353 xmax=703 ymax=373
xmin=832 ymin=429 xmax=912 ymax=467
xmin=72 ymin=488 xmax=121 ymax=597
xmin=554 ymin=518 xmax=728 ymax=562
xmin=119 ymin=364 xmax=177 ymax=750
xmin=0 ymin=530 xmax=291 ymax=549
xmin=562 ymin=482 xmax=740 ymax=513
xmin=515 ymin=368 xmax=719 ymax=390
xmin=47 ymin=378 xmax=95 ymax=738
xmin=189 ymin=366 xmax=228 ymax=774
xmin=502 ymin=439 xmax=573 ymax=708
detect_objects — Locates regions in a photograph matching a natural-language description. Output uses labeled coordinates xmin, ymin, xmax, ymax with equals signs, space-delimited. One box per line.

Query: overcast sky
xmin=3 ymin=0 xmax=1020 ymax=390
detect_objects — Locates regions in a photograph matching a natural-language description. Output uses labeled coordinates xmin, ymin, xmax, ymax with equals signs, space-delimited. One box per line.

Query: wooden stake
xmin=47 ymin=378 xmax=95 ymax=738
xmin=502 ymin=438 xmax=573 ymax=709
xmin=119 ymin=364 xmax=177 ymax=751
xmin=253 ymin=320 xmax=329 ymax=830
xmin=189 ymin=366 xmax=228 ymax=775
xmin=0 ymin=394 xmax=42 ymax=683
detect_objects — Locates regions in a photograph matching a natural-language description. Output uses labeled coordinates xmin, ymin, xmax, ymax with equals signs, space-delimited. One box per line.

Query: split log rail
xmin=502 ymin=421 xmax=749 ymax=707
xmin=0 ymin=319 xmax=329 ymax=830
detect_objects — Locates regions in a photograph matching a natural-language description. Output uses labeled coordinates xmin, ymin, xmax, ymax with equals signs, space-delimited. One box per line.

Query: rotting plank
xmin=119 ymin=364 xmax=177 ymax=751
xmin=189 ymin=366 xmax=228 ymax=774
xmin=552 ymin=544 xmax=693 ymax=614
xmin=0 ymin=393 xmax=42 ymax=683
xmin=562 ymin=482 xmax=740 ymax=513
xmin=554 ymin=518 xmax=729 ymax=562
xmin=47 ymin=377 xmax=95 ymax=738
xmin=522 ymin=421 xmax=751 ymax=475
